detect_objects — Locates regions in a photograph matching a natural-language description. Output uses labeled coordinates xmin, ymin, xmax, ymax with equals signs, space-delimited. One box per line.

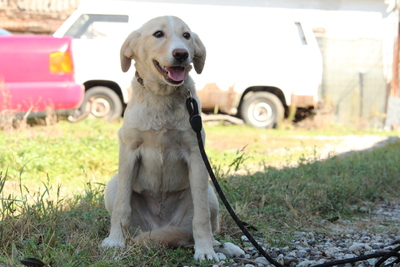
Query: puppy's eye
xmin=153 ymin=31 xmax=164 ymax=38
xmin=183 ymin=32 xmax=191 ymax=40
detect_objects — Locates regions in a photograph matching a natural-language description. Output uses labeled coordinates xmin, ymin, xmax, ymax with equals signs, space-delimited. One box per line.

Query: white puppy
xmin=101 ymin=16 xmax=244 ymax=262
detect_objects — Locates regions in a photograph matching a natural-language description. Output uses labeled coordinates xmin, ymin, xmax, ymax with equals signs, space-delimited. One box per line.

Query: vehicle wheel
xmin=80 ymin=86 xmax=123 ymax=122
xmin=240 ymin=92 xmax=284 ymax=128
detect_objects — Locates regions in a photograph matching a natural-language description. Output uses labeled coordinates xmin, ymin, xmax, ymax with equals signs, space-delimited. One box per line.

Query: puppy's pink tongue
xmin=166 ymin=66 xmax=185 ymax=81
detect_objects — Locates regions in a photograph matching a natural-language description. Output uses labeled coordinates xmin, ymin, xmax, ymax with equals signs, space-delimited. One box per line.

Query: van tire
xmin=240 ymin=92 xmax=284 ymax=128
xmin=80 ymin=86 xmax=123 ymax=122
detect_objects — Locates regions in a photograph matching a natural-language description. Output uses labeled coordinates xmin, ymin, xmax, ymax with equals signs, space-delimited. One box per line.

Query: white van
xmin=54 ymin=0 xmax=322 ymax=128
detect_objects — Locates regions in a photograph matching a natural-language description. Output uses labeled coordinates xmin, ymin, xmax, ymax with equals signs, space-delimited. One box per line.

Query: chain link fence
xmin=317 ymin=37 xmax=388 ymax=128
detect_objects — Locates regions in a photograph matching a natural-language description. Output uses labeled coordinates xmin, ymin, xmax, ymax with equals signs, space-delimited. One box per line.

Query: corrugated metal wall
xmin=0 ymin=0 xmax=80 ymax=12
xmin=317 ymin=37 xmax=388 ymax=128
xmin=0 ymin=0 xmax=80 ymax=33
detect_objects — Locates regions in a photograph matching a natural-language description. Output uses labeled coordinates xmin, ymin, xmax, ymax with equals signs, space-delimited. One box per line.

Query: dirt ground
xmin=317 ymin=135 xmax=400 ymax=158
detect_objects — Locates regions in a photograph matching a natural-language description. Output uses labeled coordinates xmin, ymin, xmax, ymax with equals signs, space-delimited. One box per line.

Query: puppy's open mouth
xmin=153 ymin=60 xmax=186 ymax=85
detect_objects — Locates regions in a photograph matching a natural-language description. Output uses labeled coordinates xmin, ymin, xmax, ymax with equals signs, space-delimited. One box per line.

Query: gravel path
xmin=320 ymin=136 xmax=400 ymax=159
xmin=199 ymin=135 xmax=400 ymax=267
xmin=207 ymin=201 xmax=400 ymax=267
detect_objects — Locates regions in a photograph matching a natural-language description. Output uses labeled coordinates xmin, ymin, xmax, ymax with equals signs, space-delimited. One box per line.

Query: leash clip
xmin=186 ymin=97 xmax=202 ymax=133
xmin=186 ymin=89 xmax=192 ymax=99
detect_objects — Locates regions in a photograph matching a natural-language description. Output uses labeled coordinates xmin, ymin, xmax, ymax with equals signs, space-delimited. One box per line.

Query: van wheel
xmin=80 ymin=86 xmax=123 ymax=122
xmin=240 ymin=92 xmax=284 ymax=128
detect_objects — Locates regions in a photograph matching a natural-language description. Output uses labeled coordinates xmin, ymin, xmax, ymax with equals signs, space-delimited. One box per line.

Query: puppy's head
xmin=120 ymin=16 xmax=206 ymax=87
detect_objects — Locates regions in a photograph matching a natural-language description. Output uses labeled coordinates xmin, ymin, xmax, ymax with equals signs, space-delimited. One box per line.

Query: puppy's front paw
xmin=194 ymin=248 xmax=219 ymax=262
xmin=101 ymin=236 xmax=125 ymax=249
xmin=215 ymin=242 xmax=245 ymax=258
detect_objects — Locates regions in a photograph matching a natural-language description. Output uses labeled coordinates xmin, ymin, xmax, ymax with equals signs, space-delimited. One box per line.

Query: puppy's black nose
xmin=173 ymin=49 xmax=189 ymax=62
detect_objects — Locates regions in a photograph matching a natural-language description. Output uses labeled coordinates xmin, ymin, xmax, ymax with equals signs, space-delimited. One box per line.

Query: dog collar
xmin=135 ymin=71 xmax=144 ymax=87
xmin=135 ymin=70 xmax=184 ymax=91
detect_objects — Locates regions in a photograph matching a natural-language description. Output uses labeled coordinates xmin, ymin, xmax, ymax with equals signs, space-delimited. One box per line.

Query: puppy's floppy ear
xmin=120 ymin=30 xmax=141 ymax=72
xmin=192 ymin=32 xmax=206 ymax=74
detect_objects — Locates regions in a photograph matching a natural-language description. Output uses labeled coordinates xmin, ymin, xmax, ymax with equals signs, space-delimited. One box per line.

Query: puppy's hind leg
xmin=134 ymin=227 xmax=194 ymax=248
xmin=208 ymin=185 xmax=245 ymax=258
xmin=214 ymin=242 xmax=245 ymax=258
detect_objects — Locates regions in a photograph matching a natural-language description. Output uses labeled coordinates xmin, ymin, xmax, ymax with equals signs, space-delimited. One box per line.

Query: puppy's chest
xmin=127 ymin=98 xmax=189 ymax=131
xmin=140 ymin=127 xmax=188 ymax=149
xmin=134 ymin=130 xmax=191 ymax=192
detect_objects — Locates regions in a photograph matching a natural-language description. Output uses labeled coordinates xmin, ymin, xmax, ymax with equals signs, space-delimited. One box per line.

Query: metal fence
xmin=317 ymin=37 xmax=388 ymax=128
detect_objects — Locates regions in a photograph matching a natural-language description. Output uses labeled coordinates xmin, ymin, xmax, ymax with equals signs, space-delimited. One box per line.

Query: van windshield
xmin=65 ymin=14 xmax=129 ymax=39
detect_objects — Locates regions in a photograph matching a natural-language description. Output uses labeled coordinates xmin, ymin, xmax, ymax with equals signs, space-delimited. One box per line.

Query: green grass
xmin=0 ymin=120 xmax=119 ymax=196
xmin=1 ymin=119 xmax=399 ymax=266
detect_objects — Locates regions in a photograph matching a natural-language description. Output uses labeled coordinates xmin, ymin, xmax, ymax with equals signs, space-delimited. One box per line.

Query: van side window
xmin=65 ymin=14 xmax=129 ymax=39
xmin=295 ymin=22 xmax=308 ymax=45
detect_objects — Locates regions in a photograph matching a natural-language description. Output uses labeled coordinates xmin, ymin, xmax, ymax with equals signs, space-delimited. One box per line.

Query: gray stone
xmin=255 ymin=257 xmax=270 ymax=265
xmin=216 ymin=253 xmax=227 ymax=260
xmin=297 ymin=260 xmax=312 ymax=267
xmin=349 ymin=242 xmax=364 ymax=252
xmin=371 ymin=242 xmax=384 ymax=249
xmin=284 ymin=256 xmax=298 ymax=265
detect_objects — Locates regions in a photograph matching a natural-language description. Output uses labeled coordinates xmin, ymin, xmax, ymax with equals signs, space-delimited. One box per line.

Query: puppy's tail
xmin=133 ymin=227 xmax=193 ymax=248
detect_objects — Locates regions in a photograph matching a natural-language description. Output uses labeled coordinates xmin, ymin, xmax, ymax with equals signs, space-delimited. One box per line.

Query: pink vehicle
xmin=0 ymin=35 xmax=84 ymax=119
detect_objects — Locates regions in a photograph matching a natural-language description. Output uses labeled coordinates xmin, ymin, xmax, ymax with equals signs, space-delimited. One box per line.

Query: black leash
xmin=186 ymin=97 xmax=285 ymax=267
xmin=186 ymin=96 xmax=400 ymax=267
